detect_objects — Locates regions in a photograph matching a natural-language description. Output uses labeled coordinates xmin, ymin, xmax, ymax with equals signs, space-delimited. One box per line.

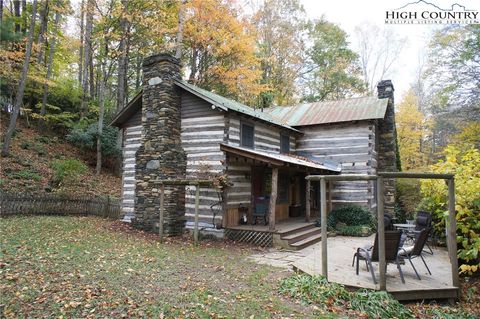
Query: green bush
xmin=67 ymin=123 xmax=121 ymax=159
xmin=7 ymin=169 xmax=42 ymax=181
xmin=350 ymin=289 xmax=413 ymax=319
xmin=279 ymin=274 xmax=414 ymax=318
xmin=323 ymin=205 xmax=374 ymax=236
xmin=51 ymin=159 xmax=88 ymax=187
xmin=279 ymin=274 xmax=349 ymax=306
xmin=420 ymin=146 xmax=480 ymax=275
xmin=336 ymin=225 xmax=372 ymax=237
xmin=20 ymin=141 xmax=31 ymax=150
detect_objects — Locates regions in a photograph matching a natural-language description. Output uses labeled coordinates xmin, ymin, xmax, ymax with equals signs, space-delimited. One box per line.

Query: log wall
xmin=181 ymin=92 xmax=225 ymax=229
xmin=120 ymin=112 xmax=142 ymax=221
xmin=297 ymin=121 xmax=377 ymax=210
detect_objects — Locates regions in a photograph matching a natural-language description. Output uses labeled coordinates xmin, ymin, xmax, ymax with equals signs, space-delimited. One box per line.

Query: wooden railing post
xmin=320 ymin=177 xmax=328 ymax=279
xmin=376 ymin=176 xmax=386 ymax=290
xmin=447 ymin=178 xmax=460 ymax=288
xmin=305 ymin=179 xmax=311 ymax=222
xmin=269 ymin=167 xmax=278 ymax=231
xmin=194 ymin=183 xmax=200 ymax=245
xmin=159 ymin=184 xmax=165 ymax=242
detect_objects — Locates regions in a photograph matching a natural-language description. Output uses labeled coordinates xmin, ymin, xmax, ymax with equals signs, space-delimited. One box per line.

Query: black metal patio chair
xmin=407 ymin=211 xmax=434 ymax=254
xmin=352 ymin=230 xmax=405 ymax=284
xmin=398 ymin=228 xmax=432 ymax=280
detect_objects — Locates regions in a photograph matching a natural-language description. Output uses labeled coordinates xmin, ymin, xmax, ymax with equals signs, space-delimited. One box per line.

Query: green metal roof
xmin=175 ymin=80 xmax=300 ymax=133
xmin=266 ymin=96 xmax=389 ymax=126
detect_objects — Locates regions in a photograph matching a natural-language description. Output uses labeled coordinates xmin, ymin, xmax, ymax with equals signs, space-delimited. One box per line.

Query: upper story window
xmin=280 ymin=134 xmax=290 ymax=154
xmin=241 ymin=123 xmax=254 ymax=148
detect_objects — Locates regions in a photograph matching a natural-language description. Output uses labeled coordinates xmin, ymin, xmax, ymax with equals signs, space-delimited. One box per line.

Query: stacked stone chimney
xmin=134 ymin=54 xmax=186 ymax=234
xmin=377 ymin=80 xmax=397 ymax=215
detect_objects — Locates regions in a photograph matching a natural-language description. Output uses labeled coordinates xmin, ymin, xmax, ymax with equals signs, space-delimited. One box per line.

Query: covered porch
xmin=220 ymin=143 xmax=339 ymax=248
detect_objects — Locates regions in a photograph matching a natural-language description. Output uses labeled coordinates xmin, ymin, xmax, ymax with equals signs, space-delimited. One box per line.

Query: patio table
xmin=393 ymin=223 xmax=416 ymax=232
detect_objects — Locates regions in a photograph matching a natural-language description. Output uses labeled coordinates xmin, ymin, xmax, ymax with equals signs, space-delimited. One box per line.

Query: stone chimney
xmin=377 ymin=80 xmax=397 ymax=215
xmin=134 ymin=53 xmax=186 ymax=234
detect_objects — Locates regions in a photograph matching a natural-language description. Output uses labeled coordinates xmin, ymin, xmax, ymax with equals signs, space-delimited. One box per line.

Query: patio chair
xmin=384 ymin=213 xmax=394 ymax=231
xmin=352 ymin=230 xmax=405 ymax=284
xmin=407 ymin=211 xmax=434 ymax=254
xmin=398 ymin=228 xmax=432 ymax=280
xmin=253 ymin=197 xmax=269 ymax=225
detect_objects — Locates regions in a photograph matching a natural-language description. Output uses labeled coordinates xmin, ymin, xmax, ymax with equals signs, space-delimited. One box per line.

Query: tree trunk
xmin=96 ymin=40 xmax=108 ymax=175
xmin=40 ymin=11 xmax=60 ymax=130
xmin=1 ymin=0 xmax=38 ymax=157
xmin=1 ymin=0 xmax=4 ymax=25
xmin=89 ymin=52 xmax=95 ymax=97
xmin=134 ymin=54 xmax=141 ymax=91
xmin=78 ymin=0 xmax=84 ymax=86
xmin=174 ymin=0 xmax=186 ymax=60
xmin=80 ymin=0 xmax=93 ymax=118
xmin=116 ymin=0 xmax=128 ymax=111
xmin=13 ymin=0 xmax=20 ymax=33
xmin=36 ymin=0 xmax=49 ymax=64
xmin=188 ymin=48 xmax=197 ymax=83
xmin=21 ymin=0 xmax=26 ymax=34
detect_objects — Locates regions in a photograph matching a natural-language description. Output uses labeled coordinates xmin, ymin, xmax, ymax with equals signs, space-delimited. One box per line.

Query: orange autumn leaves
xmin=184 ymin=0 xmax=266 ymax=106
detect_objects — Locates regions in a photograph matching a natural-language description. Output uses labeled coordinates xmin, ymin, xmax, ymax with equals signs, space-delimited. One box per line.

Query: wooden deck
xmin=292 ymin=235 xmax=459 ymax=301
xmin=227 ymin=217 xmax=315 ymax=234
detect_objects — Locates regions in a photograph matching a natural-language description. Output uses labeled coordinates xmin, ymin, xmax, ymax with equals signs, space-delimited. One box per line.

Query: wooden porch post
xmin=377 ymin=176 xmax=386 ymax=290
xmin=305 ymin=179 xmax=311 ymax=222
xmin=327 ymin=180 xmax=333 ymax=213
xmin=447 ymin=178 xmax=460 ymax=288
xmin=194 ymin=183 xmax=200 ymax=245
xmin=159 ymin=184 xmax=165 ymax=242
xmin=269 ymin=167 xmax=278 ymax=231
xmin=320 ymin=178 xmax=328 ymax=279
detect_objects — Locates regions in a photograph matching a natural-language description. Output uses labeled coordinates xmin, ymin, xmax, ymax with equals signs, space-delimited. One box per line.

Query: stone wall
xmin=377 ymin=80 xmax=397 ymax=215
xmin=134 ymin=54 xmax=187 ymax=234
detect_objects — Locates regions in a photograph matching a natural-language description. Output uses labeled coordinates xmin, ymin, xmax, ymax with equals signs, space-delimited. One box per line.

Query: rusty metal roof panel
xmin=266 ymin=96 xmax=389 ymax=126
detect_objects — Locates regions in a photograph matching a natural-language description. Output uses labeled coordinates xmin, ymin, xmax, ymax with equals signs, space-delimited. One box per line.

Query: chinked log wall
xmin=297 ymin=121 xmax=377 ymax=210
xmin=0 ymin=192 xmax=121 ymax=219
xmin=121 ymin=110 xmax=142 ymax=220
xmin=181 ymin=92 xmax=225 ymax=228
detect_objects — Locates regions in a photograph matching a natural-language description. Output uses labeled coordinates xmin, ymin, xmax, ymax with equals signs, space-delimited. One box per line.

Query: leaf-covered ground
xmin=0 ymin=216 xmax=318 ymax=318
xmin=1 ymin=216 xmax=478 ymax=318
xmin=0 ymin=119 xmax=121 ymax=197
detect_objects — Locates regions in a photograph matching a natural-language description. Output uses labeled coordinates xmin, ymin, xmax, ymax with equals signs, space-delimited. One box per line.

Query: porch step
xmin=289 ymin=233 xmax=322 ymax=250
xmin=277 ymin=223 xmax=317 ymax=237
xmin=281 ymin=227 xmax=322 ymax=245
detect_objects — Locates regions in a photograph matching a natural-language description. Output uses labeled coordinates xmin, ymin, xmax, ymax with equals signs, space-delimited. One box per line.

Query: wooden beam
xmin=379 ymin=172 xmax=454 ymax=180
xmin=307 ymin=174 xmax=378 ymax=181
xmin=377 ymin=176 xmax=386 ymax=290
xmin=159 ymin=184 xmax=165 ymax=242
xmin=320 ymin=178 xmax=328 ymax=279
xmin=269 ymin=167 xmax=278 ymax=231
xmin=194 ymin=185 xmax=200 ymax=245
xmin=305 ymin=179 xmax=311 ymax=222
xmin=152 ymin=179 xmax=214 ymax=186
xmin=447 ymin=178 xmax=460 ymax=288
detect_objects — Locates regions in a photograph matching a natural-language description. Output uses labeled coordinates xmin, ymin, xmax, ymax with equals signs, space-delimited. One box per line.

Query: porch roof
xmin=220 ymin=143 xmax=341 ymax=173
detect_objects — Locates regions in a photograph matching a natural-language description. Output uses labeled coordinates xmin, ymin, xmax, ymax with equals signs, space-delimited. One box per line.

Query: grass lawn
xmin=0 ymin=216 xmax=319 ymax=318
xmin=1 ymin=216 xmax=478 ymax=318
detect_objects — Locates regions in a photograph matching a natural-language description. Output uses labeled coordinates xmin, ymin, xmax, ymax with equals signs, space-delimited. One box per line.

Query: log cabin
xmin=111 ymin=53 xmax=398 ymax=249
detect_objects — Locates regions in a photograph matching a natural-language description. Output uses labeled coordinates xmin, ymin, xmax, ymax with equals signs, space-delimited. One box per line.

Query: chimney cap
xmin=377 ymin=80 xmax=394 ymax=91
xmin=143 ymin=53 xmax=180 ymax=67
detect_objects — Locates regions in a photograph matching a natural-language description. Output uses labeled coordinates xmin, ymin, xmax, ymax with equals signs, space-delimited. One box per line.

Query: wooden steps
xmin=276 ymin=223 xmax=322 ymax=250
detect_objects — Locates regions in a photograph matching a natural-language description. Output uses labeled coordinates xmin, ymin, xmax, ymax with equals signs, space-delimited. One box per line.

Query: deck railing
xmin=0 ymin=192 xmax=121 ymax=220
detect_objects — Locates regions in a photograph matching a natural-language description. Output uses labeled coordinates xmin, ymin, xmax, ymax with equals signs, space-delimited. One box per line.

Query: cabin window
xmin=278 ymin=173 xmax=289 ymax=203
xmin=280 ymin=134 xmax=290 ymax=153
xmin=241 ymin=123 xmax=254 ymax=148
